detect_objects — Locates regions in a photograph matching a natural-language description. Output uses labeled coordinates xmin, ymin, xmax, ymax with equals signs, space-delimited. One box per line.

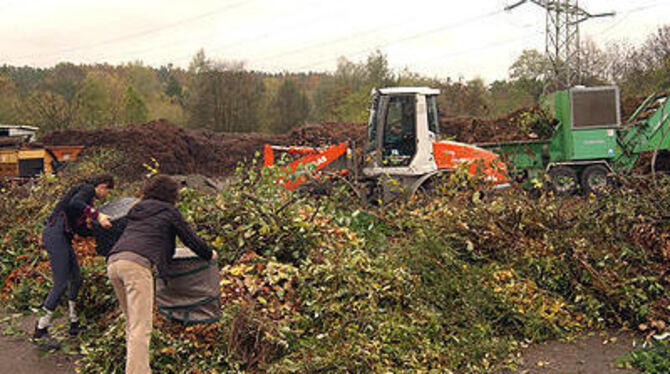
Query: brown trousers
xmin=107 ymin=260 xmax=153 ymax=374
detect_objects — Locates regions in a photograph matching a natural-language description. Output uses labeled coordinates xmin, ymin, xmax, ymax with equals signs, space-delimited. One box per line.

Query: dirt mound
xmin=287 ymin=122 xmax=366 ymax=147
xmin=38 ymin=107 xmax=557 ymax=179
xmin=39 ymin=120 xmax=366 ymax=178
xmin=440 ymin=107 xmax=554 ymax=144
xmin=40 ymin=120 xmax=259 ymax=177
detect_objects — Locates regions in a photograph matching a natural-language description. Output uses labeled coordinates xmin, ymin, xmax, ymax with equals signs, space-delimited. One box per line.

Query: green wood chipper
xmin=479 ymin=86 xmax=670 ymax=194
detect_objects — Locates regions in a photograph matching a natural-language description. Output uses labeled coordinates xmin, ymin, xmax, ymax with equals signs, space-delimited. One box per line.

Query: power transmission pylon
xmin=506 ymin=0 xmax=614 ymax=92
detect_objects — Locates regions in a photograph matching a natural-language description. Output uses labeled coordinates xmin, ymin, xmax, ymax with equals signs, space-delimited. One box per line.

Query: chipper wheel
xmin=580 ymin=165 xmax=610 ymax=195
xmin=549 ymin=166 xmax=579 ymax=195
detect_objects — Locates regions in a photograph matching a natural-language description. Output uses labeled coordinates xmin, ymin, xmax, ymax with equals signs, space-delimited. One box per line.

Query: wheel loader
xmin=263 ymin=87 xmax=509 ymax=201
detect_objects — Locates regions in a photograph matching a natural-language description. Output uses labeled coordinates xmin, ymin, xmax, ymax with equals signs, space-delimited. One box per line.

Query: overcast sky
xmin=1 ymin=0 xmax=669 ymax=82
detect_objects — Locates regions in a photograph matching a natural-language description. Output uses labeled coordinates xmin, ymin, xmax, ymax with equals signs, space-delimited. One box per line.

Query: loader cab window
xmin=382 ymin=95 xmax=416 ymax=167
xmin=427 ymin=95 xmax=439 ymax=136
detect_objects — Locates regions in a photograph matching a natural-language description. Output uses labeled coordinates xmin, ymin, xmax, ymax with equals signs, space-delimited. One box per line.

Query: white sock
xmin=37 ymin=308 xmax=53 ymax=329
xmin=68 ymin=300 xmax=78 ymax=323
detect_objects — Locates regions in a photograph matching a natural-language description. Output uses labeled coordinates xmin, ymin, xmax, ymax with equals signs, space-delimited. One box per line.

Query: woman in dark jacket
xmin=34 ymin=175 xmax=114 ymax=340
xmin=106 ymin=174 xmax=215 ymax=374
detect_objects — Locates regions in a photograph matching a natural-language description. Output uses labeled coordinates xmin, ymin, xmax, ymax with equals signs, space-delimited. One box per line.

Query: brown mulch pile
xmin=39 ymin=120 xmax=365 ymax=178
xmin=287 ymin=122 xmax=367 ymax=147
xmin=440 ymin=107 xmax=555 ymax=144
xmin=38 ymin=107 xmax=555 ymax=179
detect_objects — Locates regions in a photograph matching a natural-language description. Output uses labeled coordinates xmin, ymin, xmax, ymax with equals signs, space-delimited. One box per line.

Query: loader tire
xmin=549 ymin=166 xmax=578 ymax=195
xmin=580 ymin=165 xmax=610 ymax=195
xmin=413 ymin=180 xmax=435 ymax=202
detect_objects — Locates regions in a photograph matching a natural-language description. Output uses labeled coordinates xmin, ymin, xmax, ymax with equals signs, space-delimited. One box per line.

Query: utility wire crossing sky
xmin=1 ymin=0 xmax=669 ymax=81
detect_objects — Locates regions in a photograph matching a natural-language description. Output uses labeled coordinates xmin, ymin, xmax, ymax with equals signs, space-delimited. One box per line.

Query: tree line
xmin=0 ymin=25 xmax=668 ymax=134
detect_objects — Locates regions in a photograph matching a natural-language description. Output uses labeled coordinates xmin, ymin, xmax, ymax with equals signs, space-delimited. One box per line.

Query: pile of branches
xmin=1 ymin=151 xmax=669 ymax=373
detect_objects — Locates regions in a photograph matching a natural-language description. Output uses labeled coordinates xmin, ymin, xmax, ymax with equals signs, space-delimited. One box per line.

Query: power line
xmin=166 ymin=7 xmax=506 ymax=70
xmin=407 ymin=38 xmax=541 ymax=81
xmin=104 ymin=0 xmax=352 ymax=67
xmin=0 ymin=0 xmax=21 ymax=12
xmin=591 ymin=1 xmax=669 ymax=39
xmin=12 ymin=0 xmax=255 ymax=60
xmin=288 ymin=8 xmax=507 ymax=72
xmin=252 ymin=17 xmax=421 ymax=63
xmin=319 ymin=24 xmax=543 ymax=78
xmin=425 ymin=28 xmax=543 ymax=61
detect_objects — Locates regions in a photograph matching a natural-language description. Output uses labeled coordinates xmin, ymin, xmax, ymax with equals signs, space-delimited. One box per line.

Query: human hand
xmin=98 ymin=213 xmax=112 ymax=229
xmin=211 ymin=250 xmax=218 ymax=260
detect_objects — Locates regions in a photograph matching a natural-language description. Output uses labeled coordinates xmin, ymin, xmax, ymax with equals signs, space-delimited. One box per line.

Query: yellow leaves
xmin=229 ymin=264 xmax=251 ymax=277
xmin=602 ymin=336 xmax=617 ymax=345
xmin=220 ymin=257 xmax=299 ymax=322
xmin=492 ymin=269 xmax=516 ymax=282
xmin=159 ymin=346 xmax=175 ymax=355
xmin=141 ymin=157 xmax=160 ymax=176
xmin=485 ymin=268 xmax=584 ymax=331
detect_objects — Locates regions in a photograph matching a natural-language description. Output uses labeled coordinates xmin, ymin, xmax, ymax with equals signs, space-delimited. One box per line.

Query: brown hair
xmin=88 ymin=174 xmax=115 ymax=189
xmin=141 ymin=174 xmax=179 ymax=204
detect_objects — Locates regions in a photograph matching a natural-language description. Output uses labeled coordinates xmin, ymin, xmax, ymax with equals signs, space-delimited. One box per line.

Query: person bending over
xmin=106 ymin=174 xmax=216 ymax=374
xmin=34 ymin=175 xmax=114 ymax=339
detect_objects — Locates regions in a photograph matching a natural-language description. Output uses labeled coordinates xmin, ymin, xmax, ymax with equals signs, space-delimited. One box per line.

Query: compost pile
xmin=37 ymin=106 xmax=554 ymax=181
xmin=286 ymin=122 xmax=366 ymax=147
xmin=39 ymin=120 xmax=365 ymax=179
xmin=439 ymin=106 xmax=555 ymax=143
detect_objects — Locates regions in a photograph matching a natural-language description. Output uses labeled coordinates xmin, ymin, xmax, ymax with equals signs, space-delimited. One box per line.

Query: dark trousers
xmin=42 ymin=215 xmax=82 ymax=311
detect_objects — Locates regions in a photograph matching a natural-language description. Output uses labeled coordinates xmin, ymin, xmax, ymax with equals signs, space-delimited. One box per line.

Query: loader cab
xmin=381 ymin=94 xmax=416 ymax=166
xmin=363 ymin=87 xmax=440 ymax=178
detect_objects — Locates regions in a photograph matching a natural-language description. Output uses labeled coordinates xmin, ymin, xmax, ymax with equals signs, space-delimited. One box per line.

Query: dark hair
xmin=88 ymin=174 xmax=114 ymax=189
xmin=141 ymin=174 xmax=179 ymax=204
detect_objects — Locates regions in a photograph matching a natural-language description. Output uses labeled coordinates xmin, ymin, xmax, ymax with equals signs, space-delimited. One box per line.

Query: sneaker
xmin=32 ymin=323 xmax=61 ymax=350
xmin=33 ymin=322 xmax=49 ymax=340
xmin=68 ymin=321 xmax=81 ymax=337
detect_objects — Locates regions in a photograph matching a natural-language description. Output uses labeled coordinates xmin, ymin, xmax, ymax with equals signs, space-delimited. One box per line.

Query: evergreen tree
xmin=122 ymin=86 xmax=148 ymax=123
xmin=272 ymin=78 xmax=310 ymax=133
xmin=165 ymin=76 xmax=183 ymax=100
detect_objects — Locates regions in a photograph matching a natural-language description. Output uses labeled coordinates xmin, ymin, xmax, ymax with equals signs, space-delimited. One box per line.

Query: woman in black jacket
xmin=106 ymin=174 xmax=215 ymax=374
xmin=34 ymin=175 xmax=114 ymax=340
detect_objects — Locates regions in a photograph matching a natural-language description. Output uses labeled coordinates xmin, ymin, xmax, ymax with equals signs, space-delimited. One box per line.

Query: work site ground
xmin=0 ymin=308 xmax=645 ymax=374
xmin=0 ymin=321 xmax=643 ymax=374
xmin=0 ymin=313 xmax=76 ymax=374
